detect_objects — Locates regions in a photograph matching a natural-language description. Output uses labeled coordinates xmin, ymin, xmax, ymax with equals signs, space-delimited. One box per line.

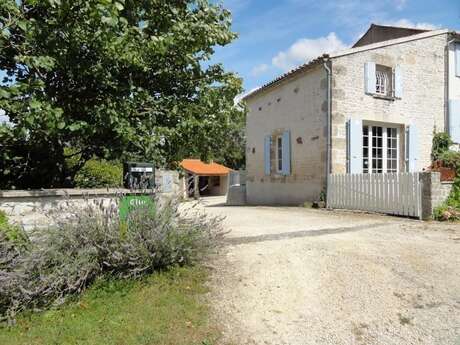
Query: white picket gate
xmin=328 ymin=173 xmax=422 ymax=218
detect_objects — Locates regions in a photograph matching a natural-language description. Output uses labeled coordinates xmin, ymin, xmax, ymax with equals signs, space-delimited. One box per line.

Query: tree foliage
xmin=0 ymin=0 xmax=245 ymax=188
xmin=74 ymin=159 xmax=123 ymax=188
xmin=432 ymin=132 xmax=453 ymax=162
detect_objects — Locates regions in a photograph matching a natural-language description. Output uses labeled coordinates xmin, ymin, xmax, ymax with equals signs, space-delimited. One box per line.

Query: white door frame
xmin=363 ymin=123 xmax=401 ymax=174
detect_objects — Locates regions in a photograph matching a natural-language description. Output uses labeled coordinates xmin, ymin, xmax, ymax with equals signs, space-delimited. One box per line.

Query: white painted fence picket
xmin=328 ymin=173 xmax=422 ymax=218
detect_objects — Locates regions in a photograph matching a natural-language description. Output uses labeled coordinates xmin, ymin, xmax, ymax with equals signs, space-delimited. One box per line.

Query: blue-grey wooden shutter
xmin=449 ymin=100 xmax=460 ymax=143
xmin=347 ymin=119 xmax=363 ymax=174
xmin=394 ymin=65 xmax=403 ymax=98
xmin=281 ymin=130 xmax=291 ymax=176
xmin=264 ymin=135 xmax=271 ymax=175
xmin=406 ymin=125 xmax=419 ymax=172
xmin=364 ymin=62 xmax=376 ymax=94
xmin=456 ymin=43 xmax=460 ymax=77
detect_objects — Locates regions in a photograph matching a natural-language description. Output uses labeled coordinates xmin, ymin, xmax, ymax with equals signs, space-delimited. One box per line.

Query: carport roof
xmin=180 ymin=159 xmax=232 ymax=176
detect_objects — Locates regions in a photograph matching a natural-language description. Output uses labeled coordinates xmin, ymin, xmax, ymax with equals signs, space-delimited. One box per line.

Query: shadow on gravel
xmin=224 ymin=222 xmax=394 ymax=245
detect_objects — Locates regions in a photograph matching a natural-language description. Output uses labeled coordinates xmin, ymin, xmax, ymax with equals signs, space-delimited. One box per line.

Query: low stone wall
xmin=226 ymin=185 xmax=247 ymax=206
xmin=0 ymin=189 xmax=127 ymax=230
xmin=0 ymin=170 xmax=183 ymax=230
xmin=420 ymin=172 xmax=454 ymax=220
xmin=155 ymin=169 xmax=184 ymax=196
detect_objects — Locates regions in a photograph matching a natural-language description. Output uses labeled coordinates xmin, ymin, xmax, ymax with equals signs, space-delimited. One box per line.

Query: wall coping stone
xmin=0 ymin=188 xmax=154 ymax=199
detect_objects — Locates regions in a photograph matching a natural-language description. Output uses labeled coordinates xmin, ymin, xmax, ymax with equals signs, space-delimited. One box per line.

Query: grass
xmin=0 ymin=266 xmax=219 ymax=345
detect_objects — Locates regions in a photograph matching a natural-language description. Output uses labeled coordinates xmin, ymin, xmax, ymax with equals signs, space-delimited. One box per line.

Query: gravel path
xmin=203 ymin=198 xmax=460 ymax=345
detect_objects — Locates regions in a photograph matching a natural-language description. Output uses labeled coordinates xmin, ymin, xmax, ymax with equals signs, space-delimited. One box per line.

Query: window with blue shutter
xmin=364 ymin=62 xmax=376 ymax=94
xmin=347 ymin=119 xmax=363 ymax=174
xmin=406 ymin=125 xmax=419 ymax=172
xmin=449 ymin=100 xmax=460 ymax=143
xmin=281 ymin=130 xmax=291 ymax=176
xmin=394 ymin=65 xmax=403 ymax=98
xmin=365 ymin=62 xmax=402 ymax=99
xmin=264 ymin=135 xmax=271 ymax=175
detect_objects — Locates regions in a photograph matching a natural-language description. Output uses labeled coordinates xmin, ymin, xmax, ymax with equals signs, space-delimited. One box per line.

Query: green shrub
xmin=439 ymin=150 xmax=460 ymax=173
xmin=431 ymin=133 xmax=460 ymax=221
xmin=434 ymin=175 xmax=460 ymax=221
xmin=0 ymin=196 xmax=223 ymax=322
xmin=0 ymin=211 xmax=7 ymax=227
xmin=432 ymin=132 xmax=453 ymax=161
xmin=74 ymin=159 xmax=123 ymax=188
xmin=433 ymin=204 xmax=460 ymax=221
xmin=0 ymin=211 xmax=29 ymax=249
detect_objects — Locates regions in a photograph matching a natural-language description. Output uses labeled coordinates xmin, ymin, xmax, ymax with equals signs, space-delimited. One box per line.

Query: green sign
xmin=120 ymin=195 xmax=155 ymax=222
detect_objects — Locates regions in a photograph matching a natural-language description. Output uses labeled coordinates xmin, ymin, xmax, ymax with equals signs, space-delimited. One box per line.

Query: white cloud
xmin=272 ymin=33 xmax=347 ymax=71
xmin=381 ymin=19 xmax=440 ymax=31
xmin=250 ymin=64 xmax=270 ymax=77
xmin=394 ymin=0 xmax=407 ymax=10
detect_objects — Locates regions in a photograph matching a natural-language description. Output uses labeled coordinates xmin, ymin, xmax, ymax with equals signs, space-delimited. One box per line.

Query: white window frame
xmin=276 ymin=135 xmax=283 ymax=173
xmin=375 ymin=71 xmax=388 ymax=96
xmin=363 ymin=125 xmax=400 ymax=174
xmin=375 ymin=65 xmax=393 ymax=97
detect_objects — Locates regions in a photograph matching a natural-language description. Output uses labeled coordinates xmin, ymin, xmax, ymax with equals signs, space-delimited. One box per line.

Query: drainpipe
xmin=322 ymin=56 xmax=332 ymax=207
xmin=446 ymin=34 xmax=457 ymax=135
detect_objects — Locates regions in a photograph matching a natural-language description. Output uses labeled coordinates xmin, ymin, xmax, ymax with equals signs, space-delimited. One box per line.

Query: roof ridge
xmin=242 ymin=55 xmax=326 ymax=101
xmin=369 ymin=22 xmax=430 ymax=32
xmin=243 ymin=28 xmax=450 ymax=101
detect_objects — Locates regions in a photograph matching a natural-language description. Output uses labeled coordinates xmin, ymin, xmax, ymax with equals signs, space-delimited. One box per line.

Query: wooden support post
xmin=193 ymin=174 xmax=200 ymax=199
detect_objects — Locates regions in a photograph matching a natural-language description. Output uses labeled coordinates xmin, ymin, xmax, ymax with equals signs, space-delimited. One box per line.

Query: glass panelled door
xmin=386 ymin=128 xmax=398 ymax=173
xmin=363 ymin=125 xmax=399 ymax=174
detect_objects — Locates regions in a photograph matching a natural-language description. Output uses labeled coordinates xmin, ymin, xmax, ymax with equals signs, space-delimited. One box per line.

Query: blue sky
xmin=212 ymin=0 xmax=460 ymax=93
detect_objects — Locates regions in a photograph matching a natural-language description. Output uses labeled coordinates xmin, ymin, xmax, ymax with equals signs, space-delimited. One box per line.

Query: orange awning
xmin=180 ymin=159 xmax=232 ymax=176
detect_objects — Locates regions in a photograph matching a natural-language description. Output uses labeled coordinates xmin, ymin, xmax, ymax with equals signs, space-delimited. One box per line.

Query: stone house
xmin=243 ymin=24 xmax=460 ymax=205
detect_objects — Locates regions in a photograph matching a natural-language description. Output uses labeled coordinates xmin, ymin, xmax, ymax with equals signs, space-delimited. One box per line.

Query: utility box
xmin=123 ymin=162 xmax=155 ymax=189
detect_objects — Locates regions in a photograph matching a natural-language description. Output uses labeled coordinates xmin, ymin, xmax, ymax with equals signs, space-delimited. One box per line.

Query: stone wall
xmin=420 ymin=172 xmax=454 ymax=220
xmin=226 ymin=185 xmax=247 ymax=206
xmin=245 ymin=64 xmax=328 ymax=205
xmin=154 ymin=169 xmax=184 ymax=196
xmin=331 ymin=33 xmax=448 ymax=173
xmin=0 ymin=170 xmax=183 ymax=230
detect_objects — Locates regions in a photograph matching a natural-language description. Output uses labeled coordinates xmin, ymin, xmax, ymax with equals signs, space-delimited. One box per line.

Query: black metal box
xmin=123 ymin=162 xmax=155 ymax=189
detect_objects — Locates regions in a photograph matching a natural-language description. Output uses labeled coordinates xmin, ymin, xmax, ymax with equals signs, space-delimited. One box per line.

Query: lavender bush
xmin=0 ymin=196 xmax=224 ymax=323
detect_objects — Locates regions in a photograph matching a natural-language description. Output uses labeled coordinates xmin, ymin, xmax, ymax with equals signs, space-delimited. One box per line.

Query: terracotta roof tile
xmin=180 ymin=159 xmax=232 ymax=176
xmin=242 ymin=55 xmax=327 ymax=101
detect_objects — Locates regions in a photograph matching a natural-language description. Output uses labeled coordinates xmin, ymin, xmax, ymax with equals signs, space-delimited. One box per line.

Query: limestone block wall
xmin=226 ymin=185 xmax=247 ymax=206
xmin=245 ymin=65 xmax=328 ymax=205
xmin=420 ymin=172 xmax=454 ymax=219
xmin=0 ymin=189 xmax=128 ymax=230
xmin=154 ymin=169 xmax=184 ymax=195
xmin=331 ymin=33 xmax=448 ymax=174
xmin=1 ymin=170 xmax=183 ymax=230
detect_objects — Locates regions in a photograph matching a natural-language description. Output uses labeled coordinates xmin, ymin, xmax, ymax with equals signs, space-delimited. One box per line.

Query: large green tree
xmin=0 ymin=0 xmax=245 ymax=188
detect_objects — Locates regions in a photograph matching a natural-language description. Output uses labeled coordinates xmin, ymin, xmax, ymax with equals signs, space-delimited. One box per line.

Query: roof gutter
xmin=322 ymin=56 xmax=332 ymax=207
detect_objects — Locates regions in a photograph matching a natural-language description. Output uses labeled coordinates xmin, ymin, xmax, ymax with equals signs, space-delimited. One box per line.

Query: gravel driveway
xmin=202 ymin=197 xmax=460 ymax=345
